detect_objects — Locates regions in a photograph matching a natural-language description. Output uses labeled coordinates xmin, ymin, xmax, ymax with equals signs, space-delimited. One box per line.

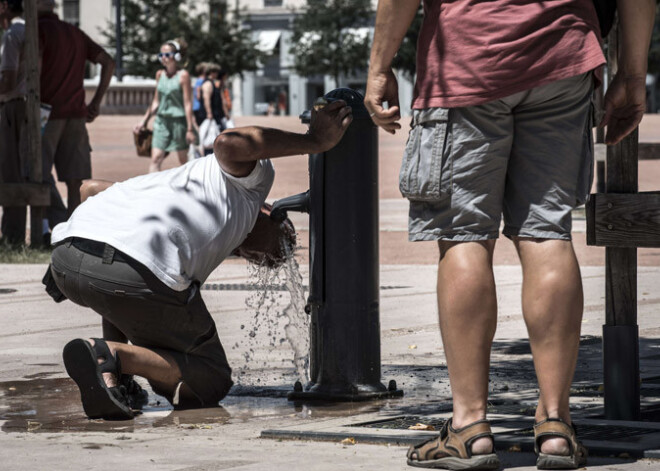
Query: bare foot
xmin=470 ymin=436 xmax=495 ymax=455
xmin=87 ymin=339 xmax=118 ymax=388
xmin=539 ymin=435 xmax=570 ymax=455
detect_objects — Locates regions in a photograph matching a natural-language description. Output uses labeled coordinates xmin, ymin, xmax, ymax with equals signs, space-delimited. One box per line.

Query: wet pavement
xmin=2 ymin=263 xmax=660 ymax=469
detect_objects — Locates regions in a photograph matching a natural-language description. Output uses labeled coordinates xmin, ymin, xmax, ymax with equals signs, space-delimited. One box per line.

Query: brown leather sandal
xmin=406 ymin=418 xmax=500 ymax=470
xmin=534 ymin=418 xmax=587 ymax=469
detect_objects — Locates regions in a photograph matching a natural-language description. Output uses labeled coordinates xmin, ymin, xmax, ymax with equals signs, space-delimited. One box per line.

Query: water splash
xmin=233 ymin=239 xmax=309 ymax=386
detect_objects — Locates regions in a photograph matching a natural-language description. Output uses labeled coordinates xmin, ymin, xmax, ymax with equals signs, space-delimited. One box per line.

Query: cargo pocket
xmin=399 ymin=108 xmax=451 ymax=201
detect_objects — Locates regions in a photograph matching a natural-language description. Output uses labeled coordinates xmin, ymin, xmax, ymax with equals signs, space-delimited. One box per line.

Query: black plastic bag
xmin=42 ymin=264 xmax=67 ymax=303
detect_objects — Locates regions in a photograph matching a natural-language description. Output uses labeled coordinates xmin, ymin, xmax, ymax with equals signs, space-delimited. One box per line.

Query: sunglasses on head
xmin=158 ymin=52 xmax=174 ymax=59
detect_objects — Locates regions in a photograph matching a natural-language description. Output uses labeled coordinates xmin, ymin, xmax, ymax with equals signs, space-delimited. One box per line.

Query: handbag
xmin=133 ymin=128 xmax=153 ymax=157
xmin=199 ymin=118 xmax=220 ymax=149
xmin=187 ymin=143 xmax=202 ymax=161
xmin=593 ymin=0 xmax=616 ymax=38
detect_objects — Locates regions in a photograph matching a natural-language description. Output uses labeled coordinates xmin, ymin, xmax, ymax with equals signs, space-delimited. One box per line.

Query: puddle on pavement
xmin=0 ymin=250 xmax=420 ymax=435
xmin=0 ymin=376 xmax=393 ymax=434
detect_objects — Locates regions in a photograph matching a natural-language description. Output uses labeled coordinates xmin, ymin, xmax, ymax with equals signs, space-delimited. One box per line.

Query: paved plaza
xmin=1 ymin=114 xmax=660 ymax=469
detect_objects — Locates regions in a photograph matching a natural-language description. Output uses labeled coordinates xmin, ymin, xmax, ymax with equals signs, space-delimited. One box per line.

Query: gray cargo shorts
xmin=402 ymin=72 xmax=594 ymax=241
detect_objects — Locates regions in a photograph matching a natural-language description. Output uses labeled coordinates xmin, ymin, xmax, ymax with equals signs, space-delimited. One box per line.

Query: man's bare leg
xmin=514 ymin=238 xmax=583 ymax=455
xmin=438 ymin=240 xmax=497 ymax=454
xmin=88 ymin=339 xmax=182 ymax=395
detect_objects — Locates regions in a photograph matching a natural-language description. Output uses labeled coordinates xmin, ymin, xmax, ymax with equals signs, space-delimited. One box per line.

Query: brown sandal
xmin=406 ymin=418 xmax=500 ymax=470
xmin=534 ymin=418 xmax=587 ymax=470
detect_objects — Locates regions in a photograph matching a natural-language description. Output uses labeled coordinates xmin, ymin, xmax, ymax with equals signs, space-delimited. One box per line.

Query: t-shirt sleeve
xmin=221 ymin=159 xmax=275 ymax=201
xmin=81 ymin=30 xmax=104 ymax=63
xmin=0 ymin=30 xmax=21 ymax=72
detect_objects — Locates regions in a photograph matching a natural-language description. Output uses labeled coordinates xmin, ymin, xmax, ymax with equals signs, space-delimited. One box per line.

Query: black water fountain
xmin=271 ymin=88 xmax=403 ymax=401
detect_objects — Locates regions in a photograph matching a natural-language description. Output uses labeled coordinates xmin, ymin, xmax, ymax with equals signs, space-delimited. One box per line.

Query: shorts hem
xmin=408 ymin=230 xmax=500 ymax=242
xmin=503 ymin=228 xmax=571 ymax=241
xmin=152 ymin=144 xmax=188 ymax=153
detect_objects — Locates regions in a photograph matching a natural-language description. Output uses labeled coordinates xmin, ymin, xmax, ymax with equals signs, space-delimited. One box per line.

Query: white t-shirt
xmin=52 ymin=155 xmax=275 ymax=291
xmin=0 ymin=17 xmax=26 ymax=102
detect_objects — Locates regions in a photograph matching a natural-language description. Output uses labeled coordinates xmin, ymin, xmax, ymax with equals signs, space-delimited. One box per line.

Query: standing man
xmin=366 ymin=0 xmax=655 ymax=469
xmin=37 ymin=0 xmax=114 ymax=218
xmin=0 ymin=0 xmax=26 ymax=245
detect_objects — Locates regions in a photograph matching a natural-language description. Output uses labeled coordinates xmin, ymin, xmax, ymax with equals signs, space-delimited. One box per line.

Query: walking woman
xmin=194 ymin=63 xmax=225 ymax=155
xmin=134 ymin=39 xmax=196 ymax=173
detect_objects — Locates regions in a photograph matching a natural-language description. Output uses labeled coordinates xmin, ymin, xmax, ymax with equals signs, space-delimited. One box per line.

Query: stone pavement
xmin=1 ymin=114 xmax=660 ymax=469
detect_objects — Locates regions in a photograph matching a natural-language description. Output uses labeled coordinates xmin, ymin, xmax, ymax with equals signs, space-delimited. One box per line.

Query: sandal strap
xmin=533 ymin=418 xmax=579 ymax=455
xmin=446 ymin=418 xmax=494 ymax=458
xmin=90 ymin=338 xmax=121 ymax=377
xmin=407 ymin=418 xmax=494 ymax=461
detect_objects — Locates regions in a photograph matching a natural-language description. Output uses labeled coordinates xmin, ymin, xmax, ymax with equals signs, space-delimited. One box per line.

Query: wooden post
xmin=23 ymin=0 xmax=45 ymax=246
xmin=603 ymin=23 xmax=640 ymax=420
xmin=593 ymin=72 xmax=606 ymax=193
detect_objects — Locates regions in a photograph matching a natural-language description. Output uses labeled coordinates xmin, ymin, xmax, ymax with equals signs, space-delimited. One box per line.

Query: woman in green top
xmin=134 ymin=39 xmax=196 ymax=173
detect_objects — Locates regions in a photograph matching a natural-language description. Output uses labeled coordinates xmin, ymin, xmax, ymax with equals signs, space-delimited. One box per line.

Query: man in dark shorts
xmin=366 ymin=0 xmax=654 ymax=469
xmin=46 ymin=101 xmax=353 ymax=420
xmin=37 ymin=0 xmax=115 ymax=218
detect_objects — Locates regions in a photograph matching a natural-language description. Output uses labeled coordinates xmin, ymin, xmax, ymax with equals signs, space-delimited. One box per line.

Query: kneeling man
xmin=46 ymin=101 xmax=352 ymax=420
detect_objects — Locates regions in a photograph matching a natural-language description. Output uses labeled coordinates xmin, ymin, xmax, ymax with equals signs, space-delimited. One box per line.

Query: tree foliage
xmin=103 ymin=0 xmax=263 ymax=78
xmin=290 ymin=0 xmax=373 ymax=86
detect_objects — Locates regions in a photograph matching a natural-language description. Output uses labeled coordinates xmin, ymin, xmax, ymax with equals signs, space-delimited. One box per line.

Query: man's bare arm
xmin=600 ymin=0 xmax=656 ymax=144
xmin=214 ymin=100 xmax=352 ymax=177
xmin=365 ymin=0 xmax=419 ymax=134
xmin=87 ymin=50 xmax=115 ymax=123
xmin=617 ymin=0 xmax=655 ymax=77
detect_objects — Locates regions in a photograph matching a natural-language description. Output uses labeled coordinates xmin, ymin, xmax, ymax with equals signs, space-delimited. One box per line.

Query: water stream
xmin=233 ymin=245 xmax=309 ymax=386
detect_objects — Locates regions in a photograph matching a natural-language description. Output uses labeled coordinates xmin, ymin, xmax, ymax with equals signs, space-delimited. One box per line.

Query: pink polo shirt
xmin=413 ymin=0 xmax=605 ymax=109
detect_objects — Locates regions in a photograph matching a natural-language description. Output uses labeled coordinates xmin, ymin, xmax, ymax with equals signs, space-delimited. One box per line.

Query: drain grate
xmin=201 ymin=283 xmax=409 ymax=291
xmin=487 ymin=404 xmax=537 ymax=416
xmin=350 ymin=416 xmax=510 ymax=430
xmin=0 ymin=288 xmax=17 ymax=294
xmin=509 ymin=423 xmax=659 ymax=441
xmin=349 ymin=416 xmax=447 ymax=430
xmin=350 ymin=415 xmax=658 ymax=444
xmin=493 ymin=336 xmax=601 ymax=356
xmin=202 ymin=283 xmax=297 ymax=291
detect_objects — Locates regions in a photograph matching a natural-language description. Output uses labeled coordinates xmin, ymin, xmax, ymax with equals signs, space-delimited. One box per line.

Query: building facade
xmin=61 ymin=0 xmax=414 ymax=116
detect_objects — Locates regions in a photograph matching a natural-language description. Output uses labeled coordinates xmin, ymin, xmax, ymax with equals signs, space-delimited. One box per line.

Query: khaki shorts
xmin=152 ymin=115 xmax=188 ymax=152
xmin=42 ymin=118 xmax=92 ymax=181
xmin=402 ymin=73 xmax=594 ymax=241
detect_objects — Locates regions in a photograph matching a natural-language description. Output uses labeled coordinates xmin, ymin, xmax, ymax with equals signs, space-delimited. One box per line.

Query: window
xmin=62 ymin=0 xmax=80 ymax=26
xmin=264 ymin=0 xmax=283 ymax=7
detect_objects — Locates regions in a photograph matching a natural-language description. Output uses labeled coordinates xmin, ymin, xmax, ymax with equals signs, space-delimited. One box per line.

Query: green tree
xmin=391 ymin=2 xmax=423 ymax=80
xmin=290 ymin=0 xmax=373 ymax=86
xmin=103 ymin=0 xmax=263 ymax=78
